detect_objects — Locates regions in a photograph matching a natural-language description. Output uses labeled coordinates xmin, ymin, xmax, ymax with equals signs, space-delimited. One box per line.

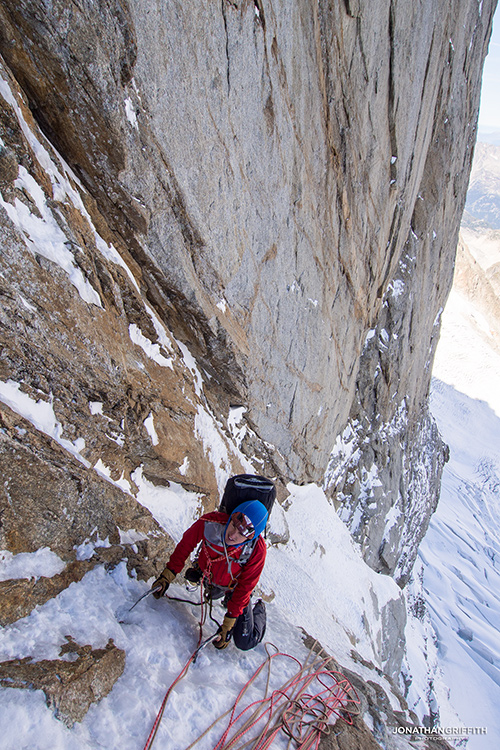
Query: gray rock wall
xmin=0 ymin=0 xmax=496 ymax=581
xmin=324 ymin=0 xmax=496 ymax=580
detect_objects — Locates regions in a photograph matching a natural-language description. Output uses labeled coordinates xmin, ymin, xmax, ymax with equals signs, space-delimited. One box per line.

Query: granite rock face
xmin=0 ymin=0 xmax=496 ymax=688
xmin=0 ymin=0 xmax=495 ymax=485
xmin=0 ymin=637 xmax=125 ymax=726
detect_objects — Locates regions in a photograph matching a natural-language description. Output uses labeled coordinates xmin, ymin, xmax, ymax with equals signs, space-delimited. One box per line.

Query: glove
xmin=213 ymin=615 xmax=237 ymax=650
xmin=185 ymin=566 xmax=203 ymax=585
xmin=152 ymin=567 xmax=176 ymax=598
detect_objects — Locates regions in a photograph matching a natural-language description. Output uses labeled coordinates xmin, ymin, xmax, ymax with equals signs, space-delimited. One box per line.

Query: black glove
xmin=213 ymin=615 xmax=236 ymax=650
xmin=152 ymin=567 xmax=176 ymax=598
xmin=185 ymin=566 xmax=203 ymax=585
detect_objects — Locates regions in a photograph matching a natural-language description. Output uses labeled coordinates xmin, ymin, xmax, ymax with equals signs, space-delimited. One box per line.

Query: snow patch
xmin=0 ymin=379 xmax=90 ymax=467
xmin=388 ymin=279 xmax=405 ymax=298
xmin=0 ymin=548 xmax=66 ymax=582
xmin=117 ymin=528 xmax=148 ymax=546
xmin=178 ymin=456 xmax=189 ymax=476
xmin=228 ymin=406 xmax=247 ymax=447
xmin=124 ymin=97 xmax=138 ymax=128
xmin=175 ymin=339 xmax=203 ymax=396
xmin=0 ymin=167 xmax=102 ymax=307
xmin=194 ymin=404 xmax=233 ymax=494
xmin=143 ymin=412 xmax=159 ymax=446
xmin=75 ymin=530 xmax=112 ymax=561
xmin=93 ymin=459 xmax=133 ymax=495
xmin=129 ymin=324 xmax=174 ymax=369
xmin=131 ymin=466 xmax=201 ymax=542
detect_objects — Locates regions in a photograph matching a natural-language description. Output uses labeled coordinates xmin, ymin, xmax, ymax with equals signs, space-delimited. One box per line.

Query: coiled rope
xmin=142 ymin=544 xmax=359 ymax=749
xmin=182 ymin=643 xmax=359 ymax=750
xmin=142 ymin=631 xmax=359 ymax=750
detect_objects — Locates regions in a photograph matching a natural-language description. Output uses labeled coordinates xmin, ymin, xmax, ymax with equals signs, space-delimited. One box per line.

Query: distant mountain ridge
xmin=465 ymin=142 xmax=500 ymax=229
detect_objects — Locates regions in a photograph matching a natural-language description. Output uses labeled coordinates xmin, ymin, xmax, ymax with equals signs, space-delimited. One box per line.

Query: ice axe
xmin=117 ymin=584 xmax=162 ymax=623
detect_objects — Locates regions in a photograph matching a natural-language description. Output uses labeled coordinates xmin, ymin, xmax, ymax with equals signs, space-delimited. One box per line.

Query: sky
xmin=478 ymin=7 xmax=500 ymax=130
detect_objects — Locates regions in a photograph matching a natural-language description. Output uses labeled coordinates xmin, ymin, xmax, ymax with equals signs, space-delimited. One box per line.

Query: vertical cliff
xmin=0 ymin=0 xmax=496 ymax=615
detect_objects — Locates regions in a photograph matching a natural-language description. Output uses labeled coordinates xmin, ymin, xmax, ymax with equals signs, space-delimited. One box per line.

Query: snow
xmin=0 ymin=477 xmax=401 ymax=749
xmin=194 ymin=405 xmax=234 ymax=495
xmin=0 ymin=561 xmax=344 ymax=750
xmin=144 ymin=303 xmax=175 ymax=354
xmin=175 ymin=339 xmax=204 ymax=396
xmin=389 ymin=279 xmax=405 ymax=298
xmin=0 ymin=548 xmax=66 ymax=582
xmin=403 ymin=276 xmax=500 ymax=747
xmin=117 ymin=529 xmax=148 ymax=547
xmin=131 ymin=466 xmax=202 ymax=543
xmin=0 ymin=68 xmax=141 ymax=301
xmin=143 ymin=412 xmax=159 ymax=446
xmin=4 ymin=48 xmax=498 ymax=748
xmin=93 ymin=460 xmax=133 ymax=495
xmin=227 ymin=406 xmax=247 ymax=447
xmin=261 ymin=483 xmax=402 ymax=675
xmin=382 ymin=503 xmax=402 ymax=541
xmin=0 ymin=166 xmax=102 ymax=307
xmin=75 ymin=532 xmax=111 ymax=561
xmin=0 ymin=379 xmax=90 ymax=468
xmin=194 ymin=404 xmax=254 ymax=494
xmin=128 ymin=324 xmax=174 ymax=370
xmin=124 ymin=97 xmax=138 ymax=128
xmin=431 ymin=289 xmax=500 ymax=417
xmin=178 ymin=456 xmax=190 ymax=476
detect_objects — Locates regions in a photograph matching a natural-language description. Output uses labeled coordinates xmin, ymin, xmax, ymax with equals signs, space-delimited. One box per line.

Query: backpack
xmin=220 ymin=474 xmax=276 ymax=518
xmin=219 ymin=474 xmax=276 ymax=565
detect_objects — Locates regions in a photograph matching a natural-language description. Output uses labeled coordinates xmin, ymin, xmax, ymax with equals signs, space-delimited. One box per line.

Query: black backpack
xmin=220 ymin=474 xmax=276 ymax=519
xmin=214 ymin=474 xmax=277 ymax=568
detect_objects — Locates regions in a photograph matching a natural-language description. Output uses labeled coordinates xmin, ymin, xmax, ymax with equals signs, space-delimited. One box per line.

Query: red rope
xmin=142 ymin=576 xmax=209 ymax=750
xmin=208 ymin=650 xmax=359 ymax=750
xmin=142 ymin=652 xmax=197 ymax=750
xmin=143 ymin=554 xmax=225 ymax=750
xmin=144 ymin=641 xmax=359 ymax=750
xmin=142 ymin=550 xmax=359 ymax=750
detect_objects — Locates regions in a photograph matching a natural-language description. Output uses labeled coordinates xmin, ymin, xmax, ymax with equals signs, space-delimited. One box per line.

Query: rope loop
xmin=142 ymin=590 xmax=360 ymax=750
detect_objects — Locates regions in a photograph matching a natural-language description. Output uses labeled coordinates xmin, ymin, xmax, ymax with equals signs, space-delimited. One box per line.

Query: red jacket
xmin=167 ymin=511 xmax=266 ymax=618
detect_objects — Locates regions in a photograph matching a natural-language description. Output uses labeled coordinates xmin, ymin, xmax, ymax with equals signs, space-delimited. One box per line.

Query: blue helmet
xmin=226 ymin=500 xmax=269 ymax=542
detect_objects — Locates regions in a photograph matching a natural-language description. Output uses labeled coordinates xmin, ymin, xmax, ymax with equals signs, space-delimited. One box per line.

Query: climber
xmin=152 ymin=500 xmax=268 ymax=651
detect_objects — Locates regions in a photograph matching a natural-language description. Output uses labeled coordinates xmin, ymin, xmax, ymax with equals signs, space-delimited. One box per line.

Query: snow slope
xmin=0 ymin=481 xmax=403 ymax=749
xmin=406 ymin=280 xmax=500 ymax=749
